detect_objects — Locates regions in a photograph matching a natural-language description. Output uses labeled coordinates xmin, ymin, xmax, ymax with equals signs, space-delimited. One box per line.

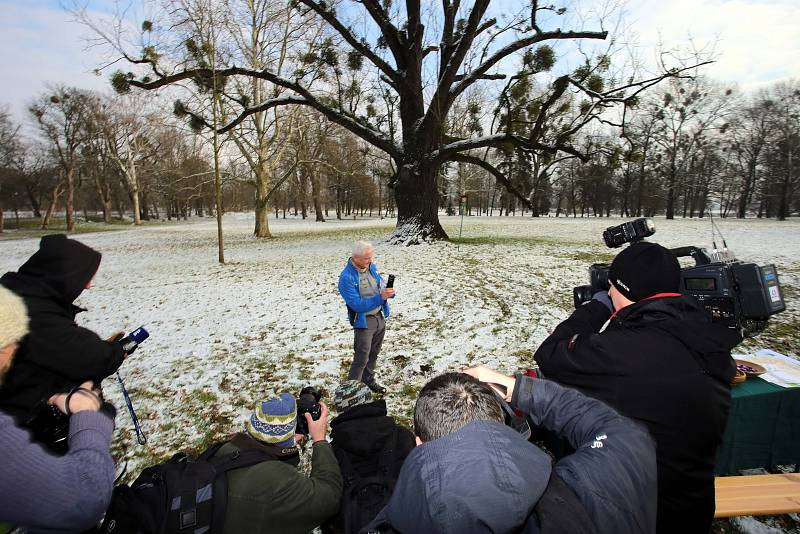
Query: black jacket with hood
xmin=364 ymin=377 xmax=657 ymax=534
xmin=325 ymin=400 xmax=416 ymax=533
xmin=0 ymin=234 xmax=125 ymax=421
xmin=534 ymin=296 xmax=740 ymax=534
xmin=330 ymin=400 xmax=416 ymax=479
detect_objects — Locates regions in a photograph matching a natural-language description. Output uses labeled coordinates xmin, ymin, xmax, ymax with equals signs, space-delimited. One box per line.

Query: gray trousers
xmin=348 ymin=314 xmax=385 ymax=383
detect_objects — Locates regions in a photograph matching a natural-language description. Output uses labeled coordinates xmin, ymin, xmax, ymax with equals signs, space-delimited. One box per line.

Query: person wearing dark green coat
xmin=214 ymin=392 xmax=342 ymax=534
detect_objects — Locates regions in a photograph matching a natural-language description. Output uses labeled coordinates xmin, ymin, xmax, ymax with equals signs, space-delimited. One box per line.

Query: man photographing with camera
xmin=535 ymin=240 xmax=740 ymax=533
xmin=338 ymin=241 xmax=394 ymax=394
xmin=0 ymin=286 xmax=117 ymax=533
xmin=0 ymin=234 xmax=127 ymax=439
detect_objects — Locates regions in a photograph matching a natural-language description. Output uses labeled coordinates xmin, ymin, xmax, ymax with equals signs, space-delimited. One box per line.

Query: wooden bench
xmin=715 ymin=473 xmax=800 ymax=518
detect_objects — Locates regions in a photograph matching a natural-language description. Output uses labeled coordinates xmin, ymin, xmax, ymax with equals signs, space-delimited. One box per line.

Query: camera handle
xmin=116 ymin=372 xmax=147 ymax=445
xmin=670 ymin=246 xmax=713 ymax=266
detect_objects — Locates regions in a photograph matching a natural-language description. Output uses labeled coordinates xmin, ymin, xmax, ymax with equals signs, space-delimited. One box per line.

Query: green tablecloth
xmin=714 ymin=377 xmax=800 ymax=474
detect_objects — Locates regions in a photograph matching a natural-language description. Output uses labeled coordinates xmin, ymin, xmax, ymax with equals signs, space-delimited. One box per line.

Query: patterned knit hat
xmin=0 ymin=287 xmax=29 ymax=349
xmin=246 ymin=393 xmax=297 ymax=447
xmin=334 ymin=380 xmax=373 ymax=412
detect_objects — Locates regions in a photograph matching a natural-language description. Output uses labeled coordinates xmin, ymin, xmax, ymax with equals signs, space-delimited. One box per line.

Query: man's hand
xmin=462 ymin=365 xmax=516 ymax=402
xmin=381 ymin=288 xmax=395 ymax=300
xmin=306 ymin=401 xmax=329 ymax=443
xmin=49 ymin=381 xmax=103 ymax=414
xmin=106 ymin=331 xmax=125 ymax=343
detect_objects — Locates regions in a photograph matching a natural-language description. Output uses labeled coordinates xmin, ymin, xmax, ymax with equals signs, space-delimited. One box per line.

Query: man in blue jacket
xmin=338 ymin=241 xmax=394 ymax=394
xmin=364 ymin=367 xmax=657 ymax=534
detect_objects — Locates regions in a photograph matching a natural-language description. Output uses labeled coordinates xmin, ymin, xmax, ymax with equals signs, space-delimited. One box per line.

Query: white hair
xmin=352 ymin=241 xmax=373 ymax=257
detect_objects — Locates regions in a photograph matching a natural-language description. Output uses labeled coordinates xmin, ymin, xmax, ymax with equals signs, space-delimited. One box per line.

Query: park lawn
xmin=1 ymin=212 xmax=798 ymax=533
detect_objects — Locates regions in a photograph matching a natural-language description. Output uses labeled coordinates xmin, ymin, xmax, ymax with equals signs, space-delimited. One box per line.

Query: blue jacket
xmin=338 ymin=260 xmax=390 ymax=329
xmin=365 ymin=377 xmax=657 ymax=534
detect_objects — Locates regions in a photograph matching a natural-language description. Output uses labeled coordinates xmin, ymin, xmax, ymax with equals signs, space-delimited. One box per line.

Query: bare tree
xmin=29 ymin=86 xmax=95 ymax=231
xmin=649 ymin=78 xmax=733 ymax=219
xmin=0 ymin=105 xmax=23 ymax=232
xmin=80 ymin=0 xmax=707 ymax=243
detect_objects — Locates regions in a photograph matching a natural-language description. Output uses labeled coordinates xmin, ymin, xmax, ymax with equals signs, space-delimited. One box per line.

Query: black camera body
xmin=296 ymin=386 xmax=322 ymax=435
xmin=573 ymin=219 xmax=786 ymax=337
xmin=26 ymin=402 xmax=71 ymax=454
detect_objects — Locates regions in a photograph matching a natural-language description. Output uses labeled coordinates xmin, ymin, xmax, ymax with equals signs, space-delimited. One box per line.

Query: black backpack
xmin=333 ymin=427 xmax=400 ymax=534
xmin=100 ymin=442 xmax=277 ymax=534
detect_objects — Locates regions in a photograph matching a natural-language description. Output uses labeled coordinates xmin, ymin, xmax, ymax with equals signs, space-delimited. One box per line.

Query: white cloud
xmin=623 ymin=0 xmax=800 ymax=90
xmin=0 ymin=0 xmax=113 ymax=122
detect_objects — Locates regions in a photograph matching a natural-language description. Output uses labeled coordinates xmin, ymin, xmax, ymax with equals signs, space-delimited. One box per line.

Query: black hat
xmin=608 ymin=241 xmax=680 ymax=301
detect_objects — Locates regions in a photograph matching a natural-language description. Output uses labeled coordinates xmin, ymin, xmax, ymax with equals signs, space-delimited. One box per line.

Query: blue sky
xmin=1 ymin=0 xmax=798 ymax=123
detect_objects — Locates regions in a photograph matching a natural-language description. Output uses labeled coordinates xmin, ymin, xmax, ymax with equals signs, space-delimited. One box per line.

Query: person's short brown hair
xmin=414 ymin=372 xmax=503 ymax=442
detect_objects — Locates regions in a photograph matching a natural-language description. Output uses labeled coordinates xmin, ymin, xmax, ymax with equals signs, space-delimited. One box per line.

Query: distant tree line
xmin=449 ymin=77 xmax=799 ymax=220
xmin=1 ymin=76 xmax=796 ymax=234
xmin=0 ymin=86 xmax=395 ymax=233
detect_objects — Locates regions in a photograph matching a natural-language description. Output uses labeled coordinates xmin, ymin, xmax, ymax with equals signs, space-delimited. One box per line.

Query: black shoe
xmin=364 ymin=380 xmax=387 ymax=394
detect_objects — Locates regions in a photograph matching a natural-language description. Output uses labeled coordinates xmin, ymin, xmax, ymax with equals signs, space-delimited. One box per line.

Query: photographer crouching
xmin=534 ymin=240 xmax=740 ymax=534
xmin=0 ymin=234 xmax=127 ymax=451
xmin=0 ymin=286 xmax=117 ymax=533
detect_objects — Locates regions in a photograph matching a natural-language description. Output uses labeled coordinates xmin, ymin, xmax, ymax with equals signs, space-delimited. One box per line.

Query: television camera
xmin=573 ymin=218 xmax=786 ymax=337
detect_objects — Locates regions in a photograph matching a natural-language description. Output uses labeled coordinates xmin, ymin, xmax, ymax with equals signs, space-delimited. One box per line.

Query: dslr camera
xmin=573 ymin=218 xmax=786 ymax=337
xmin=296 ymin=386 xmax=322 ymax=435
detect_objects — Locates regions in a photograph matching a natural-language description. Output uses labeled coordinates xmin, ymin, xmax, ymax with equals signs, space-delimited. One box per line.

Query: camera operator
xmin=534 ymin=241 xmax=740 ymax=534
xmin=364 ymin=367 xmax=657 ymax=533
xmin=0 ymin=287 xmax=117 ymax=533
xmin=209 ymin=392 xmax=342 ymax=534
xmin=0 ymin=234 xmax=126 ymax=425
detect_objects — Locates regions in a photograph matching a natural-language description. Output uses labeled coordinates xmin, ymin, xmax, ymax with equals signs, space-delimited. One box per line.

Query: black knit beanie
xmin=608 ymin=241 xmax=680 ymax=301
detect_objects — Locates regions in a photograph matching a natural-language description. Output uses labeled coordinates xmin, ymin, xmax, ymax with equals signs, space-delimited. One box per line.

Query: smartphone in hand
xmin=386 ymin=274 xmax=395 ymax=288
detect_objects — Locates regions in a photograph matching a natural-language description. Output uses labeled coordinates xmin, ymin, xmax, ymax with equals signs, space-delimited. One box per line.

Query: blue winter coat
xmin=338 ymin=260 xmax=390 ymax=329
xmin=365 ymin=377 xmax=657 ymax=534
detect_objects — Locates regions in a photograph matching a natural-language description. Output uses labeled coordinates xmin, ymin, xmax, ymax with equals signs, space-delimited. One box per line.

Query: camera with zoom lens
xmin=296 ymin=386 xmax=322 ymax=435
xmin=26 ymin=402 xmax=71 ymax=454
xmin=573 ymin=218 xmax=786 ymax=338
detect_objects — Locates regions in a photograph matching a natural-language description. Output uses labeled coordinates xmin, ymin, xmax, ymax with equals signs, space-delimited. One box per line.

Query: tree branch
xmin=128 ymin=66 xmax=399 ymax=158
xmin=421 ymin=0 xmax=491 ymax=138
xmin=295 ymin=0 xmax=400 ymax=85
xmin=431 ymin=129 xmax=585 ymax=163
xmin=355 ymin=0 xmax=405 ymax=65
xmin=451 ymin=29 xmax=608 ymax=100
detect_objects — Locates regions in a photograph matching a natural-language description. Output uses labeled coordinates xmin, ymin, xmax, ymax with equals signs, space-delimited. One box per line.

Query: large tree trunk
xmin=25 ymin=184 xmax=42 ymax=218
xmin=126 ymin=172 xmax=142 ymax=225
xmin=42 ymin=184 xmax=61 ymax=229
xmin=388 ymin=163 xmax=448 ymax=244
xmin=65 ymin=167 xmax=76 ymax=231
xmin=310 ymin=171 xmax=325 ymax=222
xmin=736 ymin=159 xmax=757 ymax=219
xmin=253 ymin=163 xmax=272 ymax=238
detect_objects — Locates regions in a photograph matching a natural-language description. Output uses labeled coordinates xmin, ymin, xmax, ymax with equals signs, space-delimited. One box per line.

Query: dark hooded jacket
xmin=0 ymin=234 xmax=125 ymax=421
xmin=534 ymin=296 xmax=740 ymax=534
xmin=365 ymin=377 xmax=657 ymax=534
xmin=330 ymin=400 xmax=416 ymax=479
xmin=325 ymin=400 xmax=416 ymax=534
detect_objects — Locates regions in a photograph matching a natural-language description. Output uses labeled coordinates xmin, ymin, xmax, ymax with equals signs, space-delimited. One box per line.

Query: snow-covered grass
xmin=2 ymin=213 xmax=798 ymax=533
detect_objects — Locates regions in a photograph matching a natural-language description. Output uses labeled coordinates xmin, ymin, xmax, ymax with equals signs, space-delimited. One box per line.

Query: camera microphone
xmin=120 ymin=326 xmax=149 ymax=354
